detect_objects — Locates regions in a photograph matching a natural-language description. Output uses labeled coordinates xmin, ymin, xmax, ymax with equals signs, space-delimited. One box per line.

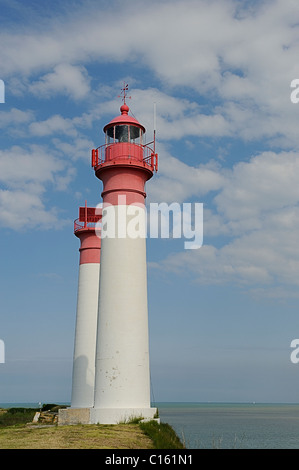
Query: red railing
xmin=74 ymin=218 xmax=100 ymax=232
xmin=91 ymin=143 xmax=158 ymax=172
xmin=74 ymin=206 xmax=102 ymax=232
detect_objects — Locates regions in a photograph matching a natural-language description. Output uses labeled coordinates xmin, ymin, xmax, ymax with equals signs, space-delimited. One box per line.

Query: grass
xmin=0 ymin=408 xmax=184 ymax=449
xmin=140 ymin=420 xmax=185 ymax=449
xmin=0 ymin=423 xmax=154 ymax=449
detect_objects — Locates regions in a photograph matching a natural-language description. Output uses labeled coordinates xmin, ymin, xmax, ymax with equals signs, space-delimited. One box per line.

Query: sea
xmin=2 ymin=401 xmax=299 ymax=449
xmin=156 ymin=402 xmax=299 ymax=449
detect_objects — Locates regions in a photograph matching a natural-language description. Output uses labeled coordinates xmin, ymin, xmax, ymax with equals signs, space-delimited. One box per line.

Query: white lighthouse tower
xmin=90 ymin=86 xmax=158 ymax=424
xmin=71 ymin=204 xmax=102 ymax=409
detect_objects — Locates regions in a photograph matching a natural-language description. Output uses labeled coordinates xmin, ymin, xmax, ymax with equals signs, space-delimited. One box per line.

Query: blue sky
xmin=1 ymin=0 xmax=299 ymax=404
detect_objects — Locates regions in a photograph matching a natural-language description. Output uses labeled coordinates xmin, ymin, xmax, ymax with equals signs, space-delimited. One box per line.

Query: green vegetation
xmin=117 ymin=416 xmax=185 ymax=449
xmin=0 ymin=423 xmax=153 ymax=449
xmin=0 ymin=408 xmax=38 ymax=427
xmin=0 ymin=407 xmax=184 ymax=449
xmin=139 ymin=420 xmax=185 ymax=449
xmin=41 ymin=404 xmax=68 ymax=413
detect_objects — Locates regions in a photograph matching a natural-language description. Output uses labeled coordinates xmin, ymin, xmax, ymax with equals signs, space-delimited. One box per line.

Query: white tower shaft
xmin=71 ymin=262 xmax=100 ymax=407
xmin=91 ymin=205 xmax=154 ymax=423
xmin=71 ymin=209 xmax=102 ymax=409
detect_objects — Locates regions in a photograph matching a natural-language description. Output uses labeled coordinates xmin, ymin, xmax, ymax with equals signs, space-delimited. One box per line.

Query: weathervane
xmin=118 ymin=82 xmax=131 ymax=105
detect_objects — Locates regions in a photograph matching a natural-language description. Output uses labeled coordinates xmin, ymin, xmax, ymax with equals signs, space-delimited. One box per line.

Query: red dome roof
xmin=103 ymin=104 xmax=145 ymax=133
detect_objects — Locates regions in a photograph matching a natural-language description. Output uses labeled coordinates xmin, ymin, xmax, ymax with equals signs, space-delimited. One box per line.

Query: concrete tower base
xmin=58 ymin=407 xmax=91 ymax=425
xmin=58 ymin=406 xmax=158 ymax=425
xmin=90 ymin=407 xmax=158 ymax=424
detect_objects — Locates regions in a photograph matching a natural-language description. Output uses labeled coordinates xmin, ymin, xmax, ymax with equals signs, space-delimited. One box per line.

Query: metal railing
xmin=91 ymin=143 xmax=158 ymax=172
xmin=74 ymin=218 xmax=100 ymax=232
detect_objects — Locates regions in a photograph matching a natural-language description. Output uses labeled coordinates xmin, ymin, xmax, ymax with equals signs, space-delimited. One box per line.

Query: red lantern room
xmin=91 ymin=85 xmax=158 ymax=175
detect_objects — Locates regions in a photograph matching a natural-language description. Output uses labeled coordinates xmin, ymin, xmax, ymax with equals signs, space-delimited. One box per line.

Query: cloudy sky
xmin=1 ymin=0 xmax=299 ymax=404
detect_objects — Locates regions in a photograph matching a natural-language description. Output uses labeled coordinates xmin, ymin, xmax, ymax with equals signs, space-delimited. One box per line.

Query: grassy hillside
xmin=0 ymin=408 xmax=184 ymax=449
xmin=0 ymin=423 xmax=153 ymax=449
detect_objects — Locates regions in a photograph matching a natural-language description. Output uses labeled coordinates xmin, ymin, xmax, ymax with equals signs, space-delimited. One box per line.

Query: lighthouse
xmin=71 ymin=204 xmax=102 ymax=409
xmin=90 ymin=86 xmax=158 ymax=424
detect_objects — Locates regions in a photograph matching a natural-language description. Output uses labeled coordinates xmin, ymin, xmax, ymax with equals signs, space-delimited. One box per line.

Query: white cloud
xmin=150 ymin=148 xmax=299 ymax=294
xmin=214 ymin=151 xmax=299 ymax=224
xmin=29 ymin=114 xmax=78 ymax=137
xmin=1 ymin=0 xmax=299 ymax=287
xmin=1 ymin=0 xmax=299 ymax=145
xmin=152 ymin=225 xmax=299 ymax=290
xmin=148 ymin=145 xmax=224 ymax=202
xmin=0 ymin=145 xmax=73 ymax=230
xmin=28 ymin=63 xmax=91 ymax=100
xmin=0 ymin=145 xmax=64 ymax=187
xmin=52 ymin=137 xmax=95 ymax=161
xmin=0 ymin=108 xmax=34 ymax=127
xmin=0 ymin=189 xmax=61 ymax=230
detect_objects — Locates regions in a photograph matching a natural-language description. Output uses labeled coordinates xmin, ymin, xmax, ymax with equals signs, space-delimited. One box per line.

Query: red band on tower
xmin=74 ymin=205 xmax=102 ymax=264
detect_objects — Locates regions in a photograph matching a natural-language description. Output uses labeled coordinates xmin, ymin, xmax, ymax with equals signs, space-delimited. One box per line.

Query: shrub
xmin=0 ymin=408 xmax=38 ymax=427
xmin=139 ymin=420 xmax=185 ymax=449
xmin=41 ymin=404 xmax=58 ymax=412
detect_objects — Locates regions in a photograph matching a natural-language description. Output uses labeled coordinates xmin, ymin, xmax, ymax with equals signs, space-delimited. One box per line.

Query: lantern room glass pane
xmin=115 ymin=125 xmax=129 ymax=142
xmin=106 ymin=124 xmax=144 ymax=144
xmin=130 ymin=125 xmax=141 ymax=144
xmin=106 ymin=126 xmax=114 ymax=144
